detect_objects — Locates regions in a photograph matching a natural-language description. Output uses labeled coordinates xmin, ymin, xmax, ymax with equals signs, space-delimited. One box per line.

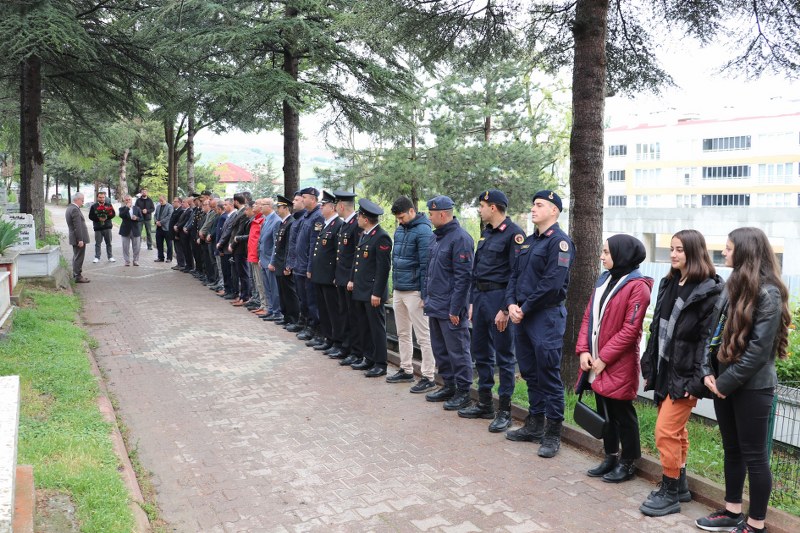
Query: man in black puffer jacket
xmin=88 ymin=190 xmax=116 ymax=263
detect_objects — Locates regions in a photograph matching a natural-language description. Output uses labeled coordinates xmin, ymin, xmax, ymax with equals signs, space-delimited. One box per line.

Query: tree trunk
xmin=118 ymin=148 xmax=130 ymax=199
xmin=165 ymin=121 xmax=176 ymax=200
xmin=410 ymin=126 xmax=419 ymax=208
xmin=562 ymin=0 xmax=609 ymax=385
xmin=187 ymin=113 xmax=196 ymax=193
xmin=19 ymin=55 xmax=45 ymax=239
xmin=282 ymin=6 xmax=300 ymax=197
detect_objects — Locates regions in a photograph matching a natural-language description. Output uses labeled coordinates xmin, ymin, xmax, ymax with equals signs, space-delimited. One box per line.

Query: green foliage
xmin=243 ymin=159 xmax=280 ymax=199
xmin=0 ymin=219 xmax=23 ymax=255
xmin=0 ymin=289 xmax=134 ymax=532
xmin=140 ymin=153 xmax=169 ymax=200
xmin=776 ymin=308 xmax=800 ymax=385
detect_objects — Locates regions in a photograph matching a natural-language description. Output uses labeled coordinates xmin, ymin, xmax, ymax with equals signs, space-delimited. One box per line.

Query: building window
xmin=634 ymin=168 xmax=662 ymax=186
xmin=702 ymin=135 xmax=751 ymax=151
xmin=677 ymin=194 xmax=699 ymax=208
xmin=757 ymin=162 xmax=796 ymax=184
xmin=608 ymin=144 xmax=627 ymax=157
xmin=758 ymin=193 xmax=794 ymax=207
xmin=608 ymin=170 xmax=625 ymax=182
xmin=701 ymin=194 xmax=750 ymax=207
xmin=702 ymin=165 xmax=751 ymax=179
xmin=635 ymin=195 xmax=648 ymax=207
xmin=635 ymin=143 xmax=660 ymax=161
xmin=607 ymin=195 xmax=627 ymax=207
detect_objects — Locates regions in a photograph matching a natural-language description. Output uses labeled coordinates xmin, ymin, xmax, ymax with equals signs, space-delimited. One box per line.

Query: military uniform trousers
xmin=353 ymin=299 xmax=387 ymax=367
xmin=314 ymin=283 xmax=342 ymax=345
xmin=514 ymin=306 xmax=567 ymax=421
xmin=471 ymin=288 xmax=516 ymax=399
xmin=429 ymin=315 xmax=472 ymax=391
xmin=191 ymin=237 xmax=204 ymax=274
xmin=294 ymin=274 xmax=320 ymax=326
xmin=337 ymin=285 xmax=358 ymax=356
xmin=277 ymin=274 xmax=300 ymax=321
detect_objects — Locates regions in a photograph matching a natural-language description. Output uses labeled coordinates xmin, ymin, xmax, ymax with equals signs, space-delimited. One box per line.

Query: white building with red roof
xmin=214 ymin=162 xmax=254 ymax=197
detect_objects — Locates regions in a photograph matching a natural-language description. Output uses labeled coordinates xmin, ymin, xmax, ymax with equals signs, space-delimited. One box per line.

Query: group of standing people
xmin=65 ymin=184 xmax=791 ymax=532
xmin=575 ymin=227 xmax=790 ymax=533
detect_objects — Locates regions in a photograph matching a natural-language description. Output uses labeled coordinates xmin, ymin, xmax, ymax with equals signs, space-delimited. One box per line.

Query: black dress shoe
xmin=323 ymin=346 xmax=339 ymax=355
xmin=297 ymin=330 xmax=315 ymax=341
xmin=602 ymin=461 xmax=636 ymax=483
xmin=154 ymin=259 xmax=164 ymax=262
xmin=328 ymin=350 xmax=346 ymax=359
xmin=364 ymin=366 xmax=387 ymax=378
xmin=340 ymin=355 xmax=359 ymax=366
xmin=426 ymin=385 xmax=456 ymax=402
xmin=285 ymin=323 xmax=304 ymax=332
xmin=274 ymin=318 xmax=288 ymax=325
xmin=350 ymin=358 xmax=373 ymax=370
xmin=313 ymin=341 xmax=333 ymax=351
xmin=223 ymin=294 xmax=237 ymax=300
xmin=305 ymin=336 xmax=323 ymax=347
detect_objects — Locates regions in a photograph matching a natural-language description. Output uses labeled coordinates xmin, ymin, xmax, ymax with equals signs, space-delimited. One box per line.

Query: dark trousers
xmin=156 ymin=227 xmax=172 ymax=260
xmin=71 ymin=244 xmax=86 ymax=279
xmin=202 ymin=242 xmax=216 ymax=283
xmin=315 ymin=283 xmax=342 ymax=344
xmin=233 ymin=253 xmax=250 ymax=299
xmin=471 ymin=289 xmax=516 ymax=399
xmin=180 ymin=233 xmax=194 ymax=270
xmin=337 ymin=285 xmax=357 ymax=356
xmin=220 ymin=253 xmax=233 ymax=294
xmin=597 ymin=395 xmax=641 ymax=461
xmin=294 ymin=273 xmax=309 ymax=318
xmin=94 ymin=229 xmax=113 ymax=259
xmin=299 ymin=274 xmax=320 ymax=327
xmin=191 ymin=238 xmax=204 ymax=274
xmin=514 ymin=307 xmax=566 ymax=421
xmin=143 ymin=219 xmax=153 ymax=248
xmin=714 ymin=387 xmax=775 ymax=521
xmin=277 ymin=274 xmax=300 ymax=322
xmin=429 ymin=315 xmax=472 ymax=391
xmin=173 ymin=236 xmax=185 ymax=267
xmin=353 ymin=299 xmax=387 ymax=367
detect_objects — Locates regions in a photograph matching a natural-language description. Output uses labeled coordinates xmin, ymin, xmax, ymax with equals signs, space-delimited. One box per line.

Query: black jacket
xmin=335 ymin=214 xmax=361 ymax=287
xmin=230 ymin=213 xmax=252 ymax=256
xmin=311 ymin=217 xmax=343 ymax=285
xmin=118 ymin=206 xmax=143 ymax=237
xmin=272 ymin=215 xmax=294 ymax=275
xmin=701 ymin=284 xmax=783 ymax=396
xmin=350 ymin=225 xmax=392 ymax=302
xmin=88 ymin=201 xmax=116 ymax=231
xmin=135 ymin=196 xmax=155 ymax=220
xmin=168 ymin=206 xmax=184 ymax=238
xmin=642 ymin=275 xmax=723 ymax=400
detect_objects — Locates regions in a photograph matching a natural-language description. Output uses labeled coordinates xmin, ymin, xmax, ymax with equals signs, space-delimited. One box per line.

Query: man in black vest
xmin=348 ymin=199 xmax=392 ymax=377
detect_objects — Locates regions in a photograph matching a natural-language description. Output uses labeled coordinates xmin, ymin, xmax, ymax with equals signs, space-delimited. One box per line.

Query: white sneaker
xmin=109 ymin=257 xmax=116 ymax=262
xmin=92 ymin=257 xmax=100 ymax=263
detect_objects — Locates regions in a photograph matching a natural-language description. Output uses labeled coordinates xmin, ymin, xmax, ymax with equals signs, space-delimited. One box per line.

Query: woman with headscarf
xmin=575 ymin=234 xmax=653 ymax=483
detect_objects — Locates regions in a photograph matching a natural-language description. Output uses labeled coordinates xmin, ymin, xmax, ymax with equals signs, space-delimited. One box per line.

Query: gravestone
xmin=0 ymin=214 xmax=35 ymax=251
xmin=0 ymin=375 xmax=20 ymax=533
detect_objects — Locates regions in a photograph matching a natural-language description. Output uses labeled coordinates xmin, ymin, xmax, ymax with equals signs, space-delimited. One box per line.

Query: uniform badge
xmin=314 ymin=222 xmax=323 ymax=231
xmin=363 ymin=251 xmax=369 ymax=258
xmin=484 ymin=191 xmax=489 ymax=200
xmin=514 ymin=234 xmax=524 ymax=245
xmin=548 ymin=191 xmax=554 ymax=200
xmin=559 ymin=240 xmax=569 ymax=252
xmin=499 ymin=223 xmax=507 ymax=232
xmin=545 ymin=229 xmax=554 ymax=237
xmin=379 ymin=245 xmax=389 ymax=251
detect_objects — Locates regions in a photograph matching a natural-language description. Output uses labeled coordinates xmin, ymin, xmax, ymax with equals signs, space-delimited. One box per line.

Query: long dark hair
xmin=719 ymin=227 xmax=790 ymax=364
xmin=667 ymin=229 xmax=716 ymax=283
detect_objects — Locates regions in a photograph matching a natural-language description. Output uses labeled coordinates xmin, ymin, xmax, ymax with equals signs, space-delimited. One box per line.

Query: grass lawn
xmin=0 ymin=288 xmax=134 ymax=532
xmin=498 ymin=379 xmax=799 ymax=516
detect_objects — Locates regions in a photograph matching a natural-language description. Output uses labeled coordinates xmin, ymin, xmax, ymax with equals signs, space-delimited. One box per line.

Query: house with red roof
xmin=214 ymin=162 xmax=254 ymax=197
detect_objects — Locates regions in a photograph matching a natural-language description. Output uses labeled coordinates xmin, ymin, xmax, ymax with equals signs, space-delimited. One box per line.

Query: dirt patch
xmin=34 ymin=490 xmax=80 ymax=533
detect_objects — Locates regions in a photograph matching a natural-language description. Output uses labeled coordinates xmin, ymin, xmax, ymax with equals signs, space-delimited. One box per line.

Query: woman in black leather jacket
xmin=639 ymin=230 xmax=723 ymax=517
xmin=696 ymin=227 xmax=791 ymax=533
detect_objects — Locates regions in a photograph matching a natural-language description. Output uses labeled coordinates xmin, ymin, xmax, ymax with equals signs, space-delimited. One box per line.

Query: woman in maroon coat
xmin=576 ymin=234 xmax=653 ymax=483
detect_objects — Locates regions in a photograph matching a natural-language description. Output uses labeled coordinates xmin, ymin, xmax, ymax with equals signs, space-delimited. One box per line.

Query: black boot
xmin=587 ymin=454 xmax=618 ymax=478
xmin=602 ymin=459 xmax=636 ymax=483
xmin=678 ymin=467 xmax=691 ymax=502
xmin=537 ymin=419 xmax=562 ymax=458
xmin=458 ymin=391 xmax=494 ymax=419
xmin=444 ymin=389 xmax=472 ymax=411
xmin=639 ymin=474 xmax=681 ymax=517
xmin=425 ymin=384 xmax=456 ymax=402
xmin=488 ymin=396 xmax=512 ymax=433
xmin=505 ymin=414 xmax=545 ymax=442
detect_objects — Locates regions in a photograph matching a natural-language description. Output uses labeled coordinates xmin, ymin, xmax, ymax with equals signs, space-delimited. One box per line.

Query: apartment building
xmin=602 ymin=108 xmax=800 ymax=275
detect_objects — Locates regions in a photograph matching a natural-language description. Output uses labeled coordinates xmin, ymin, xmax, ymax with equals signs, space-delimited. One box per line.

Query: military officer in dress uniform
xmin=423 ymin=195 xmax=475 ymax=411
xmin=270 ymin=195 xmax=300 ymax=327
xmin=347 ymin=199 xmax=392 ymax=377
xmin=505 ymin=190 xmax=574 ymax=458
xmin=458 ymin=189 xmax=525 ymax=433
xmin=331 ymin=190 xmax=362 ymax=363
xmin=310 ymin=191 xmax=344 ymax=352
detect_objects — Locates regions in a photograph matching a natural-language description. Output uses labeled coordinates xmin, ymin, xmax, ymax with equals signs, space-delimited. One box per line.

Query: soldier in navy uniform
xmin=310 ymin=191 xmax=344 ymax=352
xmin=269 ymin=195 xmax=300 ymax=327
xmin=296 ymin=188 xmax=324 ymax=344
xmin=424 ymin=195 xmax=475 ymax=411
xmin=284 ymin=192 xmax=307 ymax=332
xmin=331 ymin=190 xmax=362 ymax=363
xmin=505 ymin=190 xmax=574 ymax=458
xmin=459 ymin=189 xmax=525 ymax=433
xmin=348 ymin=199 xmax=392 ymax=377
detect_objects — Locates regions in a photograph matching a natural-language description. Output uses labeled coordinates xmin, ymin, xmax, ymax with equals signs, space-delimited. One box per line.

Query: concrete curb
xmin=386 ymin=351 xmax=800 ymax=533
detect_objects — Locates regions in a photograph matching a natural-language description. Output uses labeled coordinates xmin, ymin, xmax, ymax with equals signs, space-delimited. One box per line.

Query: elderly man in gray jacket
xmin=66 ymin=192 xmax=91 ymax=283
xmin=154 ymin=195 xmax=174 ymax=262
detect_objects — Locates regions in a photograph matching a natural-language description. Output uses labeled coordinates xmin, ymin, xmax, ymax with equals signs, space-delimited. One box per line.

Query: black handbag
xmin=573 ymin=388 xmax=607 ymax=440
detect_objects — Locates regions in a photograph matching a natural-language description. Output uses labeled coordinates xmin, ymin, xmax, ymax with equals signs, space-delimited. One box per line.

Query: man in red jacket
xmin=245 ymin=200 xmax=265 ymax=311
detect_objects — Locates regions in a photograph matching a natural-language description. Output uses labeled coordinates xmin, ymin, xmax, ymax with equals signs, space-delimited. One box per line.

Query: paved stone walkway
xmin=53 ymin=205 xmax=712 ymax=532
